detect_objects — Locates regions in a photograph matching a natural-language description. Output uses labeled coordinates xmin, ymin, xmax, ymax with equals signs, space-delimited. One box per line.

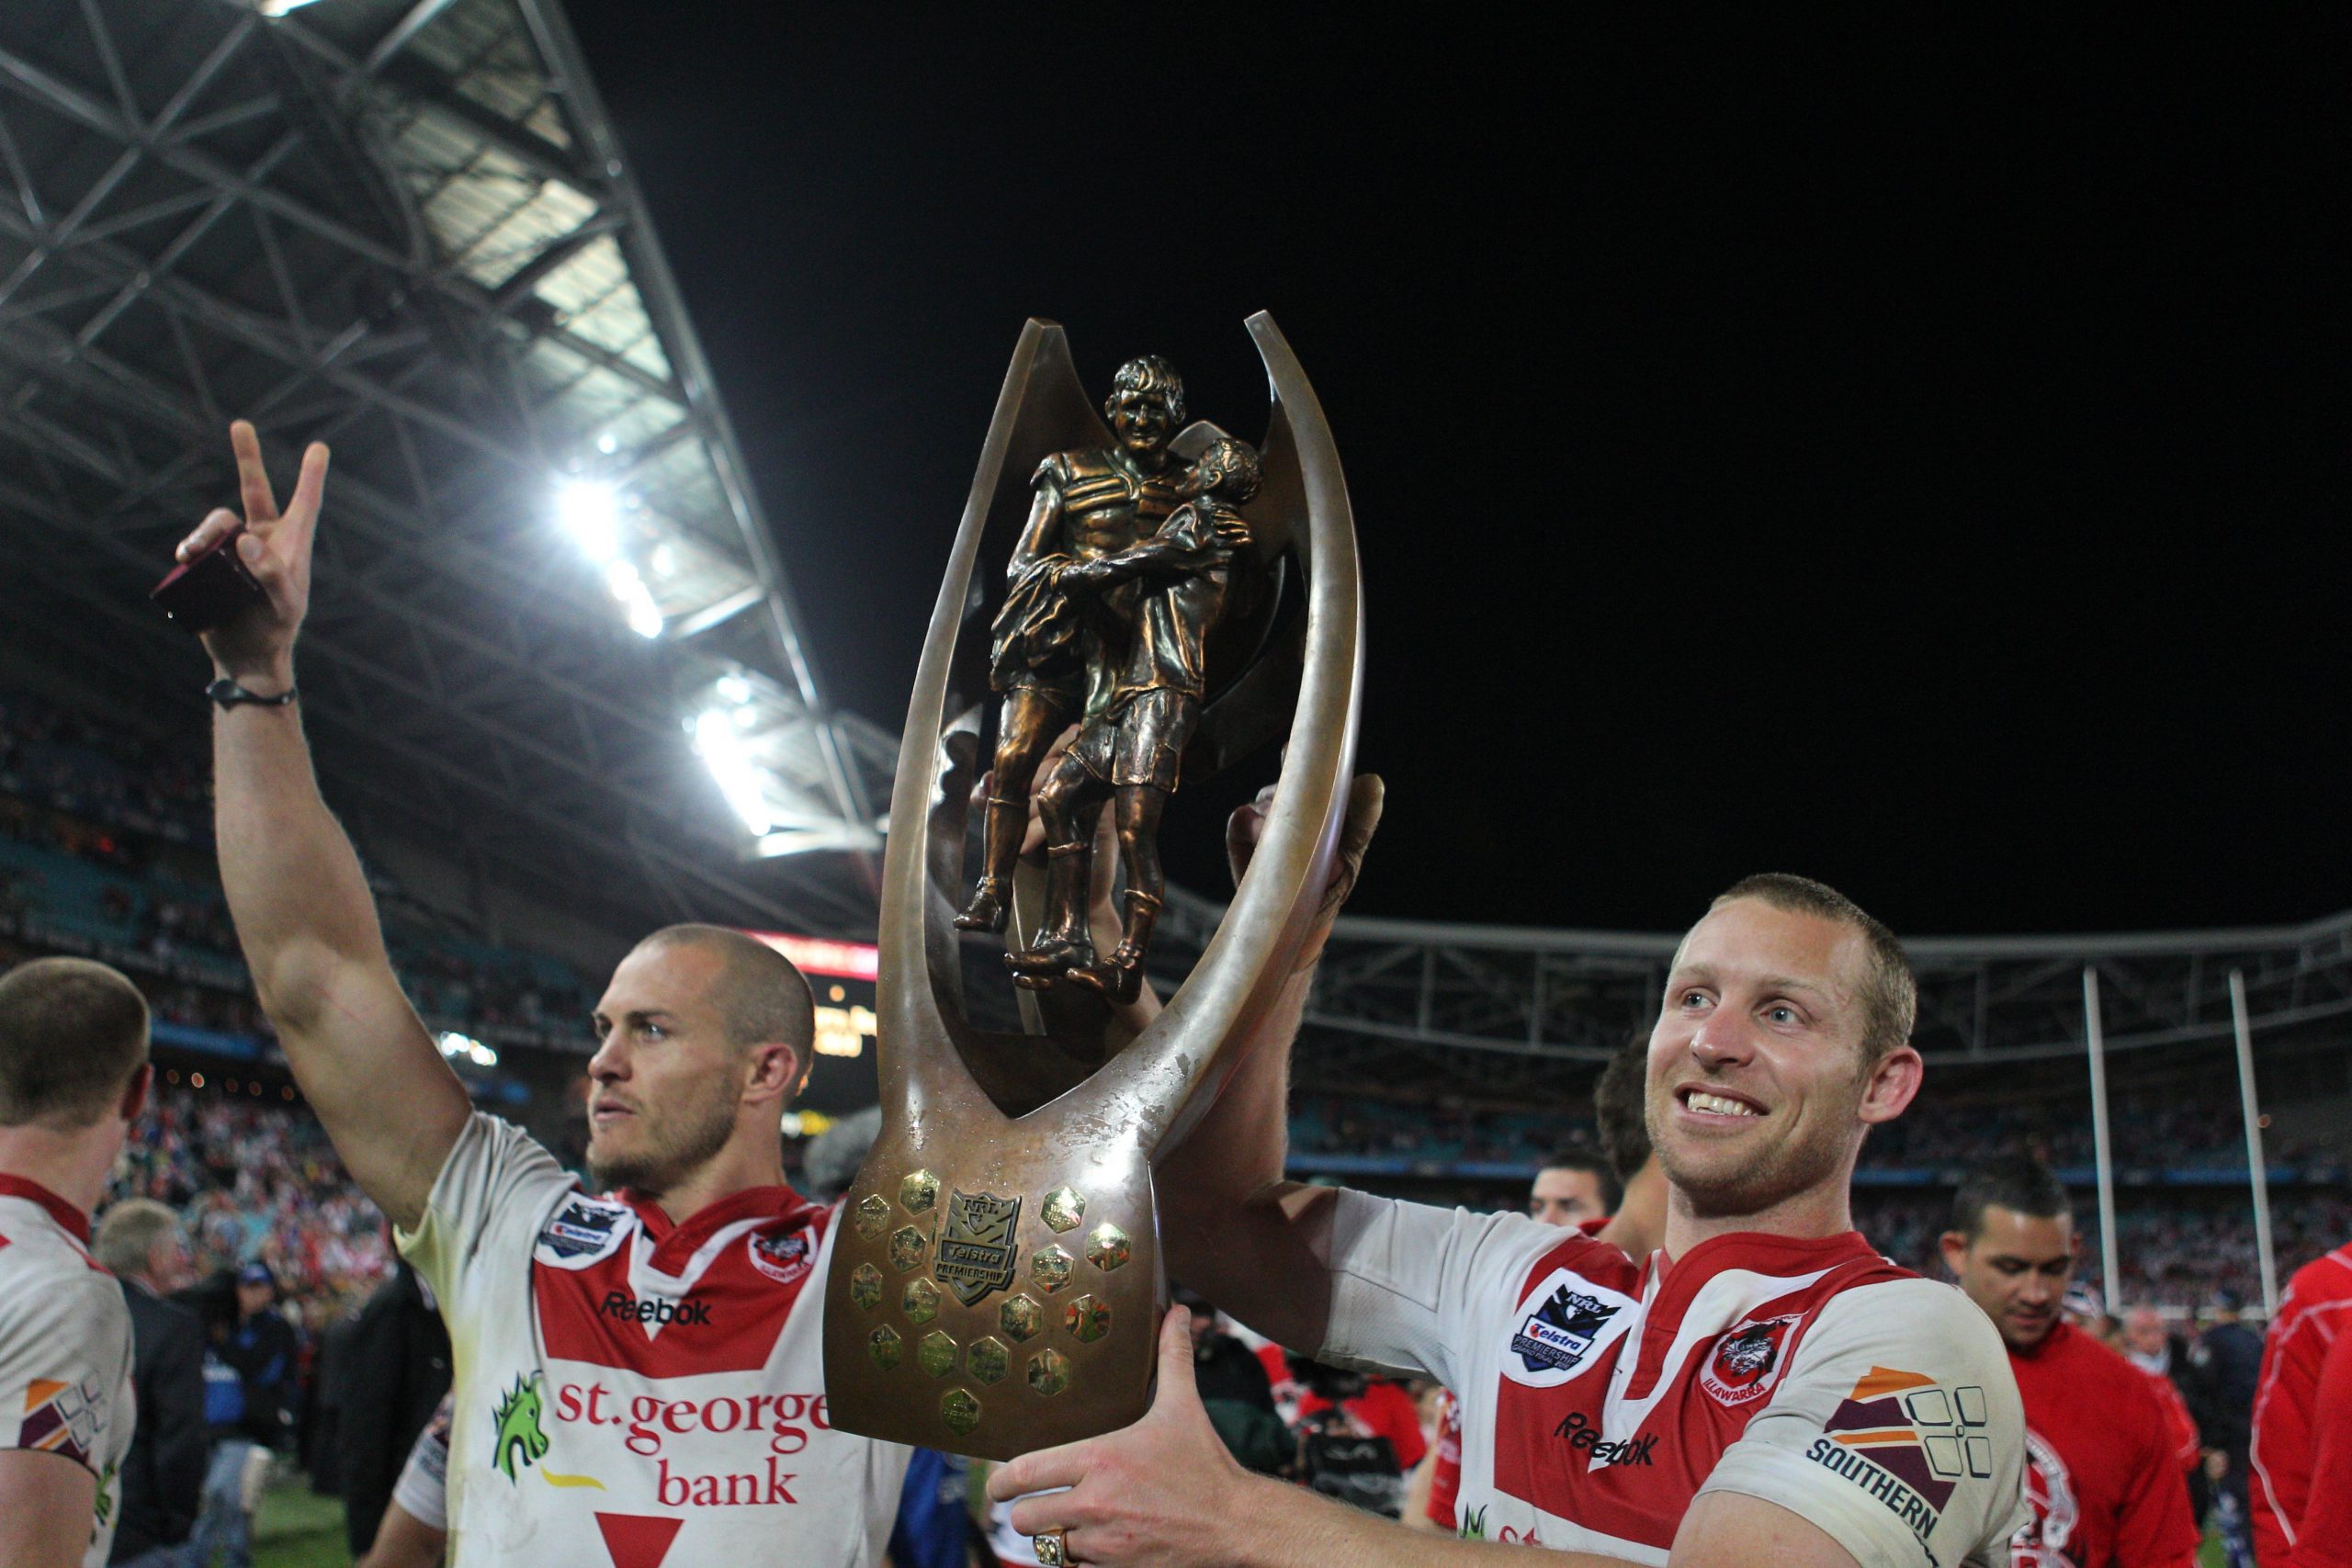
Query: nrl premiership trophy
xmin=822 ymin=314 xmax=1361 ymax=1461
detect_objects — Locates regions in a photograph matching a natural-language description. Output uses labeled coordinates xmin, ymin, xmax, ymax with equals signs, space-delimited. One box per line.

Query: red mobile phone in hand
xmin=151 ymin=531 xmax=266 ymax=633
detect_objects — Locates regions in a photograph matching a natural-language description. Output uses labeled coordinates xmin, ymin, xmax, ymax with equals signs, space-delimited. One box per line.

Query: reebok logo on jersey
xmin=1804 ymin=1366 xmax=1994 ymax=1552
xmin=1511 ymin=1284 xmax=1618 ymax=1374
xmin=1550 ymin=1410 xmax=1654 ymax=1467
xmin=1700 ymin=1314 xmax=1798 ymax=1407
xmin=602 ymin=1292 xmax=713 ymax=1327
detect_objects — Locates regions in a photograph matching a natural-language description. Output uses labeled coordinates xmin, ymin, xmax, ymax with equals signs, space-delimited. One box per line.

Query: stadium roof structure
xmin=0 ymin=0 xmax=895 ymax=941
xmin=1153 ymin=891 xmax=2352 ymax=1102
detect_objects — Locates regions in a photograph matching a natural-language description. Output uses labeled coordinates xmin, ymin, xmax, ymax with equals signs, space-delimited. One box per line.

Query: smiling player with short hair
xmin=993 ymin=864 xmax=2031 ymax=1567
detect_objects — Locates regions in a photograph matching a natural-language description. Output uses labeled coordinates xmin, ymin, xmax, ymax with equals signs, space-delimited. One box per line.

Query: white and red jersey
xmin=0 ymin=1174 xmax=134 ymax=1568
xmin=398 ymin=1114 xmax=910 ymax=1567
xmin=1318 ymin=1193 xmax=2029 ymax=1565
xmin=1426 ymin=1387 xmax=1463 ymax=1529
xmin=2252 ymin=1240 xmax=2352 ymax=1567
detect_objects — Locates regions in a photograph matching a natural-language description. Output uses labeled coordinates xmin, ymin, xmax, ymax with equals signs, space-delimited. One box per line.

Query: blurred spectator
xmin=2202 ymin=1288 xmax=2265 ymax=1566
xmin=2135 ymin=1306 xmax=2220 ymax=1523
xmin=1177 ymin=1289 xmax=1286 ymax=1476
xmin=94 ymin=1199 xmax=208 ymax=1568
xmin=1527 ymin=1148 xmax=1614 ymax=1228
xmin=187 ymin=1262 xmax=299 ymax=1568
xmin=336 ymin=1259 xmax=451 ymax=1557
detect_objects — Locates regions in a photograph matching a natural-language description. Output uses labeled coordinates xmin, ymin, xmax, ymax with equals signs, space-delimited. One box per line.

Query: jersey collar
xmin=2010 ymin=1318 xmax=2075 ymax=1362
xmin=0 ymin=1172 xmax=91 ymax=1243
xmin=1645 ymin=1229 xmax=1881 ymax=1329
xmin=614 ymin=1181 xmax=818 ymax=1275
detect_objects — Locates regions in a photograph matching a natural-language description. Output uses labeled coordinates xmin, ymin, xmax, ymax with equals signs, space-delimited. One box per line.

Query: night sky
xmin=560 ymin=7 xmax=2349 ymax=937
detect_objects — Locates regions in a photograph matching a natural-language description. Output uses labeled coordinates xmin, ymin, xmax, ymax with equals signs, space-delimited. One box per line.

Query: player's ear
xmin=119 ymin=1061 xmax=153 ymax=1125
xmin=742 ymin=1040 xmax=801 ymax=1105
xmin=1937 ymin=1230 xmax=1969 ymax=1278
xmin=1855 ymin=1043 xmax=1922 ymax=1124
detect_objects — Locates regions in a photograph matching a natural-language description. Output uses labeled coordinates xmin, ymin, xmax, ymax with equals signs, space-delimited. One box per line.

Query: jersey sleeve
xmin=0 ymin=1268 xmax=131 ymax=1477
xmin=2295 ymin=1324 xmax=2352 ymax=1568
xmin=394 ymin=1111 xmax=574 ymax=1317
xmin=1317 ymin=1189 xmax=1584 ymax=1392
xmin=1698 ymin=1278 xmax=2030 ymax=1568
xmin=389 ymin=1393 xmax=454 ymax=1534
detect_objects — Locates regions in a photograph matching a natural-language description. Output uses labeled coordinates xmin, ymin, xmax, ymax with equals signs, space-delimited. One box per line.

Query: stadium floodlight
xmin=693 ymin=708 xmax=774 ymax=835
xmin=605 ymin=560 xmax=664 ymax=638
xmin=554 ymin=478 xmax=622 ymax=565
xmin=255 ymin=0 xmax=325 ymax=15
xmin=435 ymin=1032 xmax=499 ymax=1068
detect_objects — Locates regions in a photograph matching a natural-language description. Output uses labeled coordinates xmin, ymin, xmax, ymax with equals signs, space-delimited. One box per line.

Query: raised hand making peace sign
xmin=175 ymin=420 xmax=330 ymax=685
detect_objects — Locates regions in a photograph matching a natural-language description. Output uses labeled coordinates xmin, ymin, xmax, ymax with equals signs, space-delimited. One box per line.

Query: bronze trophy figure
xmin=1004 ymin=439 xmax=1262 ymax=1002
xmin=954 ymin=356 xmax=1190 ymax=939
xmin=821 ymin=313 xmax=1361 ymax=1461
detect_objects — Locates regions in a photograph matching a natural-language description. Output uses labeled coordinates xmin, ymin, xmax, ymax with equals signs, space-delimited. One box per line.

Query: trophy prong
xmin=1053 ymin=311 xmax=1363 ymax=1156
xmin=830 ymin=314 xmax=1361 ymax=1459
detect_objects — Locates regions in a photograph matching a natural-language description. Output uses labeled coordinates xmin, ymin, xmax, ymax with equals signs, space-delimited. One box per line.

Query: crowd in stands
xmin=107 ymin=1077 xmax=395 ymax=1337
xmin=2 ymin=683 xmax=594 ymax=1055
xmin=1293 ymin=1081 xmax=2342 ymax=1179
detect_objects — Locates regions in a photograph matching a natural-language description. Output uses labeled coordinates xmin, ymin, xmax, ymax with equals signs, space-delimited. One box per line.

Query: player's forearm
xmin=1237 ymin=1474 xmax=1627 ymax=1568
xmin=210 ymin=670 xmax=395 ymax=1027
xmin=1091 ymin=533 xmax=1212 ymax=582
xmin=1158 ymin=966 xmax=1335 ymax=1350
xmin=210 ymin=673 xmax=468 ymax=1206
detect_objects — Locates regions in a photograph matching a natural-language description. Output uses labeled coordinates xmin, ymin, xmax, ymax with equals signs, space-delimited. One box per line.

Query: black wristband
xmin=206 ymin=677 xmax=299 ymax=710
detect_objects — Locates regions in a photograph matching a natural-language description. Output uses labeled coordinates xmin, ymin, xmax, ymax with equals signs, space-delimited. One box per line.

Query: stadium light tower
xmin=553 ymin=478 xmax=663 ymax=638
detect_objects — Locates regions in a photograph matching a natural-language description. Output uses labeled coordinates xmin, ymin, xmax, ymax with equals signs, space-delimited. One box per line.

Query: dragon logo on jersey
xmin=747 ymin=1227 xmax=813 ymax=1285
xmin=935 ymin=1190 xmax=1021 ymax=1305
xmin=1699 ymin=1314 xmax=1799 ymax=1407
xmin=2010 ymin=1426 xmax=2081 ymax=1568
xmin=492 ymin=1374 xmax=551 ymax=1483
xmin=536 ymin=1195 xmax=630 ymax=1267
xmin=1510 ymin=1283 xmax=1619 ymax=1375
xmin=1803 ymin=1366 xmax=1994 ymax=1552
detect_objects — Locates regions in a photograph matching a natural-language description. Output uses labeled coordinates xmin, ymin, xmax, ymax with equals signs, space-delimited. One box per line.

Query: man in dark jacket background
xmin=185 ymin=1260 xmax=300 ymax=1568
xmin=94 ymin=1199 xmax=208 ymax=1568
xmin=335 ymin=1258 xmax=450 ymax=1556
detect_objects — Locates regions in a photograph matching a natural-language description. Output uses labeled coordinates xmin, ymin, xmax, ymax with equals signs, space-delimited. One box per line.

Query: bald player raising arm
xmin=992 ymin=864 xmax=2029 ymax=1566
xmin=176 ymin=423 xmax=910 ymax=1564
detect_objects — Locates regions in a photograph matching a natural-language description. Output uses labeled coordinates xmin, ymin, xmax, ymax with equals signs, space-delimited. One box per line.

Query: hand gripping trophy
xmin=823 ymin=314 xmax=1360 ymax=1461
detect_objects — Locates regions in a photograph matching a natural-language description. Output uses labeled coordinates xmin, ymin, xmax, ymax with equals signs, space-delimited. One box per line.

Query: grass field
xmin=238 ymin=1478 xmax=2239 ymax=1566
xmin=251 ymin=1481 xmax=349 ymax=1568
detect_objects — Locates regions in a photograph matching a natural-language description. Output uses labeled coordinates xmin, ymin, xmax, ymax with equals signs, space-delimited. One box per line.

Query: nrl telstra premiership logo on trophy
xmin=934 ymin=1190 xmax=1023 ymax=1305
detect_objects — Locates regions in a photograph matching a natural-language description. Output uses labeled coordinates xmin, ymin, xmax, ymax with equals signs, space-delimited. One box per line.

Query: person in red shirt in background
xmin=2251 ymin=1239 xmax=2352 ymax=1566
xmin=1940 ymin=1156 xmax=2199 ymax=1568
xmin=2281 ymin=1316 xmax=2352 ymax=1568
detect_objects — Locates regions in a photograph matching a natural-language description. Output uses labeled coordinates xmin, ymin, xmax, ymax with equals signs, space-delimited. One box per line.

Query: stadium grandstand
xmin=0 ymin=4 xmax=2342 ymax=1565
